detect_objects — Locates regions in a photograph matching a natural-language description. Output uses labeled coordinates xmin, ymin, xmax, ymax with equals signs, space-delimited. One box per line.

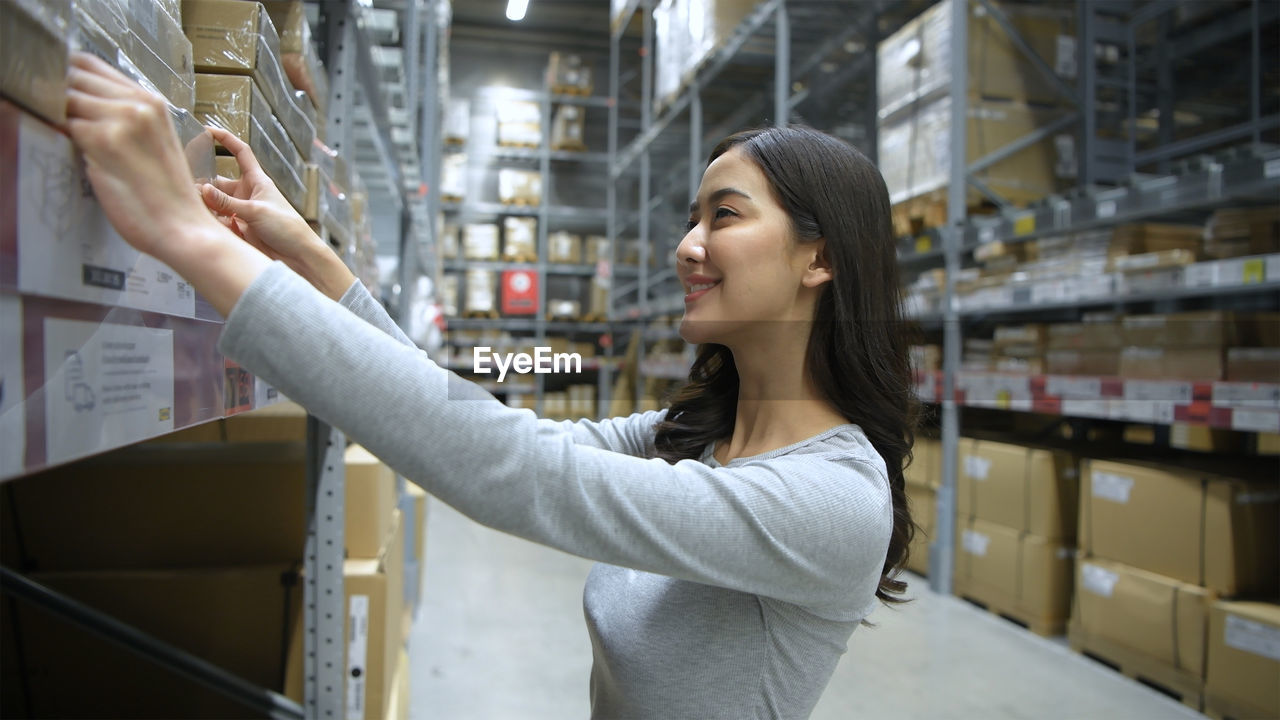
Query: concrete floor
xmin=408 ymin=498 xmax=1206 ymax=720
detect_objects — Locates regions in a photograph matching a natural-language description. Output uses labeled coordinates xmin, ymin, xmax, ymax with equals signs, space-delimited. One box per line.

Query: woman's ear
xmin=801 ymin=241 xmax=833 ymax=288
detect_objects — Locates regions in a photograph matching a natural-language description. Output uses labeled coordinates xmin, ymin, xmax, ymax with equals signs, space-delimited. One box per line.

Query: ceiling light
xmin=506 ymin=0 xmax=529 ymax=21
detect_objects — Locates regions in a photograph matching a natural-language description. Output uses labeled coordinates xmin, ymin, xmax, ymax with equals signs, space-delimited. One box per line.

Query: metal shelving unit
xmin=606 ymin=0 xmax=1279 ymax=597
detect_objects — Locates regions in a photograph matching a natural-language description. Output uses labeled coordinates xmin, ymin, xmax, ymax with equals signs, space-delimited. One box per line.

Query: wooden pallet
xmin=441 ymin=194 xmax=463 ymax=204
xmin=890 ymin=187 xmax=1040 ymax=239
xmin=462 ymin=309 xmax=500 ymax=319
xmin=957 ymin=593 xmax=1066 ymax=638
xmin=499 ymin=197 xmax=540 ymax=207
xmin=551 ymin=140 xmax=589 ymax=152
xmin=1203 ymin=692 xmax=1275 ymax=720
xmin=497 ymin=140 xmax=540 ymax=149
xmin=443 ymin=136 xmax=466 ymax=147
xmin=1068 ymin=624 xmax=1204 ymax=713
xmin=551 ymin=84 xmax=593 ymax=97
xmin=501 ymin=253 xmax=537 ymax=264
xmin=579 ymin=313 xmax=608 ymax=324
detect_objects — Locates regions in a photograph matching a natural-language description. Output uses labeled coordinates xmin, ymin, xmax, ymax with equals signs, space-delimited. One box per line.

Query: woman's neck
xmin=714 ymin=337 xmax=848 ymax=464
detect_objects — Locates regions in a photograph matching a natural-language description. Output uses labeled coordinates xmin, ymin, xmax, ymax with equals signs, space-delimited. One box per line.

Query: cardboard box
xmin=878 ymin=0 xmax=1074 ymax=108
xmin=551 ymin=104 xmax=586 ymax=150
xmin=444 ymin=98 xmax=470 ymax=145
xmin=389 ymin=648 xmax=411 ymax=720
xmin=0 ymin=445 xmax=306 ymax=571
xmin=1045 ymin=349 xmax=1121 ymax=376
xmin=286 ymin=511 xmax=405 ymax=720
xmin=1072 ymin=558 xmax=1210 ymax=677
xmin=195 ymin=73 xmax=305 ymax=192
xmin=463 ymin=223 xmax=500 ymax=261
xmin=1118 ymin=346 xmax=1224 ymax=381
xmin=1080 ymin=459 xmax=1280 ymax=596
xmin=1109 ymin=223 xmax=1205 ymax=258
xmin=183 ymin=0 xmax=316 ymax=156
xmin=1 ymin=564 xmax=300 ymax=717
xmin=905 ymin=437 xmax=939 ymax=489
xmin=549 ymin=231 xmax=583 ymax=264
xmin=261 ymin=0 xmax=329 ymax=118
xmin=953 ymin=518 xmax=1074 ymax=627
xmin=1206 ymin=600 xmax=1280 ymax=719
xmin=1121 ymin=311 xmax=1239 ymax=348
xmin=223 ymin=399 xmax=308 ymax=442
xmin=346 ymin=444 xmax=398 ymax=560
xmin=1226 ymin=347 xmax=1280 ymax=383
xmin=502 ymin=217 xmax=538 ymax=261
xmin=495 ymin=99 xmax=541 ymax=147
xmin=957 ymin=439 xmax=1077 ymax=541
xmin=547 ymin=51 xmax=593 ymax=94
xmin=0 ymin=0 xmax=70 ymax=126
xmin=498 ymin=168 xmax=543 ymax=205
xmin=464 ymin=269 xmax=497 ymax=315
xmin=124 ymin=0 xmax=195 ymax=110
xmin=1047 ymin=321 xmax=1123 ymax=351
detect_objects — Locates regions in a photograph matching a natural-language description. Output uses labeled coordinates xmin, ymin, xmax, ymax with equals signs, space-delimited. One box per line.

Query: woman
xmin=66 ymin=52 xmax=916 ymax=718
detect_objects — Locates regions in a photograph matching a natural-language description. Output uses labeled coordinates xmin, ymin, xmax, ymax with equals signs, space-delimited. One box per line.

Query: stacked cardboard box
xmin=878 ymin=0 xmax=1076 ymax=222
xmin=904 ymin=438 xmax=940 ymax=576
xmin=653 ymin=0 xmax=757 ymax=113
xmin=551 ymin=104 xmax=588 ymax=151
xmin=444 ymin=98 xmax=471 ymax=146
xmin=1072 ymin=458 xmax=1280 ymax=708
xmin=463 ymin=223 xmax=501 ymax=261
xmin=1203 ymin=206 xmax=1280 ymax=259
xmin=498 ymin=168 xmax=543 ymax=205
xmin=952 ymin=439 xmax=1078 ymax=634
xmin=503 ymin=217 xmax=538 ymax=262
xmin=260 ymin=0 xmax=329 ymax=126
xmin=184 ymin=0 xmax=316 ymax=214
xmin=991 ymin=324 xmax=1047 ymax=375
xmin=464 ymin=269 xmax=498 ymax=315
xmin=0 ymin=0 xmax=70 ymax=126
xmin=495 ymin=98 xmax=541 ymax=147
xmin=1205 ymin=601 xmax=1280 ymax=719
xmin=1045 ymin=318 xmax=1122 ymax=376
xmin=549 ymin=231 xmax=583 ymax=264
xmin=547 ymin=52 xmax=593 ymax=95
xmin=1117 ymin=311 xmax=1237 ymax=382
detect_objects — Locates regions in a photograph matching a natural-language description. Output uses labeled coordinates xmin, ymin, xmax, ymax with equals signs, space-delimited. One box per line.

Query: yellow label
xmin=159 ymin=407 xmax=171 ymax=421
xmin=1013 ymin=214 xmax=1036 ymax=236
xmin=1243 ymin=259 xmax=1264 ymax=284
xmin=996 ymin=390 xmax=1011 ymax=409
xmin=914 ymin=235 xmax=932 ymax=254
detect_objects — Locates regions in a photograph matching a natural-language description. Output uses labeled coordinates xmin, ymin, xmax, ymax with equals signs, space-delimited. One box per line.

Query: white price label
xmin=347 ymin=595 xmax=370 ymax=720
xmin=1212 ymin=382 xmax=1280 ymax=409
xmin=1096 ymin=200 xmax=1117 ymax=219
xmin=1092 ymin=471 xmax=1134 ymax=504
xmin=1062 ymin=399 xmax=1110 ymax=418
xmin=1232 ymin=409 xmax=1280 ymax=433
xmin=1124 ymin=380 xmax=1193 ymax=403
xmin=1225 ymin=614 xmax=1280 ymax=662
xmin=1081 ymin=564 xmax=1119 ymax=597
xmin=1120 ymin=400 xmax=1176 ymax=424
xmin=962 ymin=530 xmax=990 ymax=557
xmin=1265 ymin=158 xmax=1280 ymax=179
xmin=964 ymin=455 xmax=992 ymax=480
xmin=1047 ymin=376 xmax=1102 ymax=399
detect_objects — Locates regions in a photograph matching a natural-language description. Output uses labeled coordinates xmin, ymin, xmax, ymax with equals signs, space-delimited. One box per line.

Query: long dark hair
xmin=653 ymin=125 xmax=919 ymax=607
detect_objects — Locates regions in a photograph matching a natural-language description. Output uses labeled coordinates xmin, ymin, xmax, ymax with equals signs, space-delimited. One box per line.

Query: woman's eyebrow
xmin=689 ymin=187 xmax=752 ymax=214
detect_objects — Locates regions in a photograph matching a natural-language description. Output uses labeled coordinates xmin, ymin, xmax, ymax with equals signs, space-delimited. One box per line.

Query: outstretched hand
xmin=201 ymin=126 xmax=355 ymax=300
xmin=64 ymin=51 xmax=271 ymax=317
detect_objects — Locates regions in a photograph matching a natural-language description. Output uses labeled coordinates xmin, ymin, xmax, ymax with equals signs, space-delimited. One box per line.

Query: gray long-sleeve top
xmin=218 ymin=263 xmax=894 ymax=719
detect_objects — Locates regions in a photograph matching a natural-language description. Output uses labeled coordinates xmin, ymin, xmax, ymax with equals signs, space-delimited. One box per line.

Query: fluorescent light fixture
xmin=506 ymin=0 xmax=529 ymax=21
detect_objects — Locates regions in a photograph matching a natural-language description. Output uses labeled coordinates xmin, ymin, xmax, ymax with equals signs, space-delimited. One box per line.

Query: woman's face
xmin=675 ymin=149 xmax=829 ymax=347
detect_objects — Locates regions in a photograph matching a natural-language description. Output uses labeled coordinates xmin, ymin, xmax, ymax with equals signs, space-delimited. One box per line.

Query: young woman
xmin=66 ymin=51 xmax=917 ymax=718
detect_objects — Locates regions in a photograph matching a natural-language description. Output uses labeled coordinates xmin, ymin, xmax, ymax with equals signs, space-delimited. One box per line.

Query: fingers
xmin=69 ymin=52 xmax=145 ymax=94
xmin=211 ymin=174 xmax=243 ymax=196
xmin=200 ymin=183 xmax=252 ymax=218
xmin=66 ymin=88 xmax=118 ymax=121
xmin=206 ymin=125 xmax=265 ymax=175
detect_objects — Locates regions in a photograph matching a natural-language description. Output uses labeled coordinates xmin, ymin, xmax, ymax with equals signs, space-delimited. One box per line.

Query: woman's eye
xmin=685 ymin=219 xmax=698 ymax=232
xmin=714 ymin=207 xmax=736 ymax=220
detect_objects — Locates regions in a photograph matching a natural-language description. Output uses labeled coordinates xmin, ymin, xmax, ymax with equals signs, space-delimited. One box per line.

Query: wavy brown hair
xmin=653 ymin=125 xmax=919 ymax=607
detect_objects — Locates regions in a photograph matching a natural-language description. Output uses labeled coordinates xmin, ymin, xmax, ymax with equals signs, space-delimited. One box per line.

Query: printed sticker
xmin=1091 ymin=471 xmax=1134 ymax=504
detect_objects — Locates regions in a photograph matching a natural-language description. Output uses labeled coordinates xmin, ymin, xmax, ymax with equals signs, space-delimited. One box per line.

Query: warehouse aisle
xmin=408 ymin=498 xmax=1205 ymax=720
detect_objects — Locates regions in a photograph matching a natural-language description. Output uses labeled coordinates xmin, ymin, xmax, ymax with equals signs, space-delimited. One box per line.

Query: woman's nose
xmin=675 ymin=229 xmax=706 ymax=265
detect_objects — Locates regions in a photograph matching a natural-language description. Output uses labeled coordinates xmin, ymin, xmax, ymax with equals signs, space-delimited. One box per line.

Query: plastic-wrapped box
xmin=547 ymin=52 xmax=592 ymax=95
xmin=551 ymin=105 xmax=586 ymax=151
xmin=653 ymin=0 xmax=686 ymax=112
xmin=463 ymin=224 xmax=500 ymax=261
xmin=183 ymin=0 xmax=315 ymax=157
xmin=464 ymin=269 xmax=497 ymax=315
xmin=498 ymin=169 xmax=542 ymax=206
xmin=495 ymin=99 xmax=541 ymax=148
xmin=549 ymin=232 xmax=582 ymax=264
xmin=0 ymin=0 xmax=70 ymax=126
xmin=440 ymin=223 xmax=460 ymax=260
xmin=441 ymin=153 xmax=467 ymax=202
xmin=444 ymin=98 xmax=470 ymax=146
xmin=261 ymin=0 xmax=329 ymax=119
xmin=195 ymin=74 xmax=303 ymax=182
xmin=878 ymin=94 xmax=1065 ymax=207
xmin=502 ymin=218 xmax=538 ymax=262
xmin=438 ymin=275 xmax=459 ymax=317
xmin=124 ymin=0 xmax=195 ymax=111
xmin=584 ymin=236 xmax=610 ymax=264
xmin=548 ymin=299 xmax=581 ymax=321
xmin=877 ymin=0 xmax=1075 ymax=111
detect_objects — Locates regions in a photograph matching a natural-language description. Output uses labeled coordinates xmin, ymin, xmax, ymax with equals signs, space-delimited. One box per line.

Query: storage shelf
xmin=489 ymin=147 xmax=610 ymax=164
xmin=444 ymin=317 xmax=613 ymax=333
xmin=441 ymin=259 xmax=638 ymax=277
xmin=440 ymin=201 xmax=610 ymax=221
xmin=914 ymin=371 xmax=1280 ymax=433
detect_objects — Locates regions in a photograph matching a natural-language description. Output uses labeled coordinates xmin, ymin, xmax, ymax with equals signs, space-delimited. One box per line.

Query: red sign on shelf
xmin=501 ymin=269 xmax=538 ymax=315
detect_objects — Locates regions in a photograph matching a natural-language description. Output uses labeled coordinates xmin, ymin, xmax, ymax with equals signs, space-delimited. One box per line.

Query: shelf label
xmin=978 ymin=226 xmax=996 ymax=243
xmin=1242 ymin=258 xmax=1265 ymax=284
xmin=347 ymin=594 xmax=370 ymax=720
xmin=1124 ymin=380 xmax=1192 ymax=403
xmin=1047 ymin=376 xmax=1102 ymax=399
xmin=1061 ymin=398 xmax=1110 ymax=418
xmin=1081 ymin=563 xmax=1119 ymax=597
xmin=964 ymin=455 xmax=991 ymax=480
xmin=1226 ymin=614 xmax=1280 ymax=662
xmin=1096 ymin=200 xmax=1117 ymax=219
xmin=1013 ymin=213 xmax=1036 ymax=236
xmin=1265 ymin=158 xmax=1280 ymax=179
xmin=914 ymin=235 xmax=932 ymax=254
xmin=0 ymin=296 xmax=24 ymax=478
xmin=961 ymin=530 xmax=990 ymax=556
xmin=42 ymin=318 xmax=175 ymax=466
xmin=1232 ymin=409 xmax=1280 ymax=433
xmin=1212 ymin=382 xmax=1280 ymax=409
xmin=1118 ymin=400 xmax=1176 ymax=424
xmin=1092 ymin=472 xmax=1134 ymax=504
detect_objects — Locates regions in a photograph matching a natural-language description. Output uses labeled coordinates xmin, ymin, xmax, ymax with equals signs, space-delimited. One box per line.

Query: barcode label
xmin=1082 ymin=564 xmax=1118 ymax=597
xmin=962 ymin=530 xmax=990 ymax=556
xmin=1092 ymin=472 xmax=1134 ymax=504
xmin=1225 ymin=614 xmax=1280 ymax=662
xmin=347 ymin=595 xmax=370 ymax=720
xmin=964 ymin=455 xmax=992 ymax=480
